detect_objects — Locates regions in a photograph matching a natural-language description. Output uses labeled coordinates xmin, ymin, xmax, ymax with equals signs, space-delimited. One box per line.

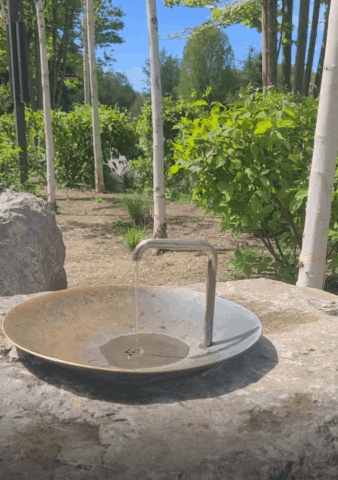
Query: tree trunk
xmin=82 ymin=3 xmax=90 ymax=104
xmin=314 ymin=0 xmax=331 ymax=99
xmin=35 ymin=25 xmax=43 ymax=109
xmin=86 ymin=0 xmax=104 ymax=194
xmin=267 ymin=0 xmax=278 ymax=86
xmin=51 ymin=5 xmax=69 ymax=108
xmin=35 ymin=0 xmax=57 ymax=212
xmin=56 ymin=4 xmax=76 ymax=109
xmin=297 ymin=0 xmax=338 ymax=289
xmin=282 ymin=0 xmax=293 ymax=89
xmin=27 ymin=33 xmax=37 ymax=111
xmin=146 ymin=0 xmax=167 ymax=240
xmin=303 ymin=0 xmax=321 ymax=96
xmin=50 ymin=5 xmax=58 ymax=110
xmin=262 ymin=0 xmax=268 ymax=88
xmin=294 ymin=0 xmax=310 ymax=93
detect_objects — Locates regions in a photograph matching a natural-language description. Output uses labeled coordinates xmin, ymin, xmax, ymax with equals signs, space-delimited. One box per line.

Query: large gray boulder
xmin=0 ymin=186 xmax=67 ymax=296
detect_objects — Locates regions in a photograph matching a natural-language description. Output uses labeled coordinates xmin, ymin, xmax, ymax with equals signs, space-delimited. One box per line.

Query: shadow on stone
xmin=16 ymin=334 xmax=278 ymax=405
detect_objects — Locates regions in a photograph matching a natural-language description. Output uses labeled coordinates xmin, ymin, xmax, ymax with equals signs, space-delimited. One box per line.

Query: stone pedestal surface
xmin=0 ymin=279 xmax=338 ymax=479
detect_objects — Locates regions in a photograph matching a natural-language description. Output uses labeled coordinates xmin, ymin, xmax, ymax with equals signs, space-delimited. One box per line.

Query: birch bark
xmin=82 ymin=3 xmax=90 ymax=104
xmin=297 ymin=0 xmax=338 ymax=289
xmin=86 ymin=0 xmax=104 ymax=193
xmin=145 ymin=0 xmax=167 ymax=239
xmin=35 ymin=0 xmax=57 ymax=212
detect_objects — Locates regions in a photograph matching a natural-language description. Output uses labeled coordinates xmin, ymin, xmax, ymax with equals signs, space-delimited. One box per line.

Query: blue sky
xmin=100 ymin=0 xmax=327 ymax=94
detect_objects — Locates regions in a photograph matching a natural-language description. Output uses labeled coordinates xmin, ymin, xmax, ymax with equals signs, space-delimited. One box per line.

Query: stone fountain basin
xmin=3 ymin=285 xmax=262 ymax=379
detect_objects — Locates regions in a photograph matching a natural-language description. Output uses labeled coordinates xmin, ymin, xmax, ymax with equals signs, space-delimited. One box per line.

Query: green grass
xmin=91 ymin=196 xmax=103 ymax=203
xmin=116 ymin=219 xmax=147 ymax=249
xmin=173 ymin=193 xmax=191 ymax=205
xmin=116 ymin=193 xmax=152 ymax=226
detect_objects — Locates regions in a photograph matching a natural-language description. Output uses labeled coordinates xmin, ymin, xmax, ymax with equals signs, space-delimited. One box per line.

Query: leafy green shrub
xmin=0 ymin=105 xmax=141 ymax=191
xmin=116 ymin=219 xmax=147 ymax=249
xmin=130 ymin=95 xmax=207 ymax=195
xmin=0 ymin=110 xmax=45 ymax=196
xmin=52 ymin=104 xmax=139 ymax=189
xmin=0 ymin=84 xmax=13 ymax=115
xmin=104 ymin=171 xmax=124 ymax=192
xmin=169 ymin=86 xmax=338 ymax=284
xmin=121 ymin=170 xmax=136 ymax=191
xmin=116 ymin=193 xmax=152 ymax=226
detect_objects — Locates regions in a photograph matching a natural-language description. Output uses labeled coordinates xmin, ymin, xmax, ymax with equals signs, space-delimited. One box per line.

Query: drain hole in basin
xmin=99 ymin=333 xmax=190 ymax=369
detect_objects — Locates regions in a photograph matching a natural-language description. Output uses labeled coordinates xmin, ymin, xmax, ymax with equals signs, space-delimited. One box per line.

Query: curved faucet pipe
xmin=132 ymin=238 xmax=218 ymax=348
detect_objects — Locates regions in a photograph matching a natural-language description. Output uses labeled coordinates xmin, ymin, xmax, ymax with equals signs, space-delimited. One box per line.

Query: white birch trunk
xmin=35 ymin=0 xmax=56 ymax=212
xmin=82 ymin=4 xmax=90 ymax=105
xmin=262 ymin=1 xmax=268 ymax=88
xmin=296 ymin=0 xmax=338 ymax=289
xmin=145 ymin=0 xmax=166 ymax=238
xmin=86 ymin=0 xmax=104 ymax=193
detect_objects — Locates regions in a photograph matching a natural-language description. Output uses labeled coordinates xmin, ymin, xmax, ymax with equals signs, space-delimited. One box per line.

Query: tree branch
xmin=326 ymin=240 xmax=338 ymax=261
xmin=271 ymin=193 xmax=302 ymax=249
xmin=262 ymin=219 xmax=285 ymax=260
xmin=254 ymin=227 xmax=286 ymax=266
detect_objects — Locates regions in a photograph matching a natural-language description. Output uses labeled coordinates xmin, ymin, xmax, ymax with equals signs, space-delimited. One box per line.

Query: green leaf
xmin=281 ymin=162 xmax=293 ymax=171
xmin=211 ymin=115 xmax=218 ymax=130
xmin=242 ymin=265 xmax=252 ymax=276
xmin=217 ymin=181 xmax=234 ymax=201
xmin=192 ymin=100 xmax=209 ymax=107
xmin=288 ymin=153 xmax=299 ymax=162
xmin=250 ymin=143 xmax=259 ymax=157
xmin=249 ymin=194 xmax=261 ymax=213
xmin=295 ymin=189 xmax=308 ymax=200
xmin=168 ymin=165 xmax=181 ymax=175
xmin=172 ymin=142 xmax=183 ymax=151
xmin=278 ymin=119 xmax=295 ymax=128
xmin=328 ymin=257 xmax=338 ymax=270
xmin=235 ymin=248 xmax=243 ymax=261
xmin=254 ymin=120 xmax=273 ymax=135
xmin=215 ymin=154 xmax=226 ymax=168
xmin=231 ymin=158 xmax=242 ymax=169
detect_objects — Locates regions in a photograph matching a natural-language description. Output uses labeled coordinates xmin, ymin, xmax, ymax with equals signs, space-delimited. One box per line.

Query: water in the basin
xmin=99 ymin=333 xmax=190 ymax=369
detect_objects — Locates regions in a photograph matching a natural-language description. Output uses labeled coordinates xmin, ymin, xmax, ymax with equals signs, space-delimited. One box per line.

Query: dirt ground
xmin=39 ymin=185 xmax=280 ymax=290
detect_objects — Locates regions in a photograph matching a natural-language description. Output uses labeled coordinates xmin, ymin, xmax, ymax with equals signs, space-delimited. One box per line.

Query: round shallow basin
xmin=3 ymin=285 xmax=262 ymax=379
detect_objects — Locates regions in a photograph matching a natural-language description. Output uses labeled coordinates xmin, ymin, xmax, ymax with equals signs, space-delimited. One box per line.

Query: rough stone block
xmin=1 ymin=279 xmax=338 ymax=479
xmin=0 ymin=187 xmax=67 ymax=296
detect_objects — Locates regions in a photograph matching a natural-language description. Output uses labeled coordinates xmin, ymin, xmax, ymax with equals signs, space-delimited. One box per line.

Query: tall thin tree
xmin=297 ymin=0 xmax=338 ymax=289
xmin=262 ymin=0 xmax=268 ymax=87
xmin=303 ymin=0 xmax=321 ymax=95
xmin=267 ymin=0 xmax=278 ymax=86
xmin=35 ymin=0 xmax=57 ymax=212
xmin=145 ymin=0 xmax=167 ymax=239
xmin=314 ymin=0 xmax=331 ymax=99
xmin=86 ymin=0 xmax=104 ymax=193
xmin=82 ymin=1 xmax=90 ymax=104
xmin=282 ymin=0 xmax=293 ymax=89
xmin=294 ymin=0 xmax=310 ymax=93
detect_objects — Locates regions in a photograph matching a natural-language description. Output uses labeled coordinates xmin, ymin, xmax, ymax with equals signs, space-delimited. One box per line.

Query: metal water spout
xmin=132 ymin=238 xmax=218 ymax=348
